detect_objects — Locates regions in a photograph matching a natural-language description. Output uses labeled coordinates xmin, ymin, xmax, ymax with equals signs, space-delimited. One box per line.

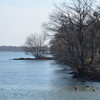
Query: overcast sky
xmin=0 ymin=0 xmax=64 ymax=46
xmin=0 ymin=0 xmax=99 ymax=46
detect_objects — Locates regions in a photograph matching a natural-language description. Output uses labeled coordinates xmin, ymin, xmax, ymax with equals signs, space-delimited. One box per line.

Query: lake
xmin=0 ymin=52 xmax=100 ymax=100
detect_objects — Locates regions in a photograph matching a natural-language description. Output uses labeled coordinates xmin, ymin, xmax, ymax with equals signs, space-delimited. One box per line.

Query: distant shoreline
xmin=0 ymin=46 xmax=24 ymax=52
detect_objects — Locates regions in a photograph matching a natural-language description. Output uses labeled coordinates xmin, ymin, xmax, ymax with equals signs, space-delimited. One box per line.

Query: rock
xmin=86 ymin=85 xmax=89 ymax=87
xmin=74 ymin=87 xmax=77 ymax=90
xmin=93 ymin=89 xmax=95 ymax=92
xmin=69 ymin=72 xmax=75 ymax=74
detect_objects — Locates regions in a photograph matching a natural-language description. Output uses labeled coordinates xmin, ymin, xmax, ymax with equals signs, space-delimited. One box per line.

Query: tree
xmin=43 ymin=0 xmax=100 ymax=77
xmin=24 ymin=33 xmax=46 ymax=59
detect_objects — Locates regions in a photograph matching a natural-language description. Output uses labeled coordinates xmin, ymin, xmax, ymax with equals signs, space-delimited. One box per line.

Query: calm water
xmin=0 ymin=52 xmax=100 ymax=100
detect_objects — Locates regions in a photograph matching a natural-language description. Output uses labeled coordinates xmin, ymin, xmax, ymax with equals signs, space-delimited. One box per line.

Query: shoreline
xmin=12 ymin=57 xmax=55 ymax=60
xmin=13 ymin=57 xmax=100 ymax=82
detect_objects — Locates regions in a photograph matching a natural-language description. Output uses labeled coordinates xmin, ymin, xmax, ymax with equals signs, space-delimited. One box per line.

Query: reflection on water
xmin=0 ymin=52 xmax=100 ymax=100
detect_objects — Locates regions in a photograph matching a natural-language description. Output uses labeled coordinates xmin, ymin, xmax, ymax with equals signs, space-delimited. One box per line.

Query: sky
xmin=0 ymin=0 xmax=64 ymax=46
xmin=0 ymin=0 xmax=99 ymax=46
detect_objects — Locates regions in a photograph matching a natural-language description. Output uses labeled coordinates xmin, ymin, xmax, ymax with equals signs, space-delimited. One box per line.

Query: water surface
xmin=0 ymin=52 xmax=100 ymax=100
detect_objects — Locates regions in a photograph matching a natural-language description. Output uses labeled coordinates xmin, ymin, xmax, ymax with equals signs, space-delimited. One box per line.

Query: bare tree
xmin=24 ymin=33 xmax=46 ymax=59
xmin=44 ymin=0 xmax=100 ymax=77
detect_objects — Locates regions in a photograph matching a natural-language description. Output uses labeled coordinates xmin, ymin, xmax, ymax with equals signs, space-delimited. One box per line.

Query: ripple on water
xmin=0 ymin=52 xmax=100 ymax=100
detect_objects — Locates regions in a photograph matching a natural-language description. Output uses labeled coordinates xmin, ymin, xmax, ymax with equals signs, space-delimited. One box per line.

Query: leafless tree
xmin=43 ymin=0 xmax=100 ymax=77
xmin=24 ymin=33 xmax=46 ymax=59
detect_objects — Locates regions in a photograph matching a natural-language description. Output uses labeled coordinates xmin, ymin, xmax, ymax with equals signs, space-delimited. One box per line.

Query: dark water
xmin=0 ymin=52 xmax=100 ymax=100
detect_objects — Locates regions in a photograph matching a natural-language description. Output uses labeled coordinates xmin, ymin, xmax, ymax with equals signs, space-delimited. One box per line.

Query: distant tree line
xmin=0 ymin=46 xmax=24 ymax=52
